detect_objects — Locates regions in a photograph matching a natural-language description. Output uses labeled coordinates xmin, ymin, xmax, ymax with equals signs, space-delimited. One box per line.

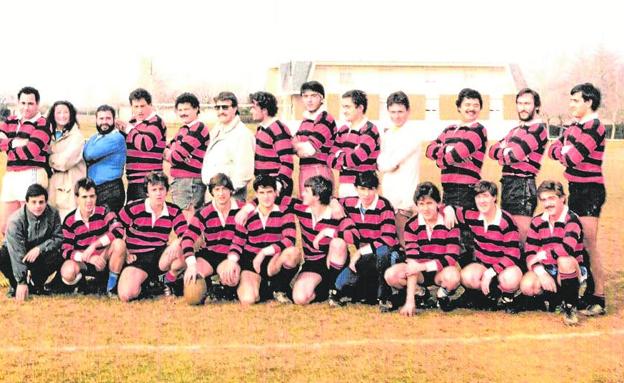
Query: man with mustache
xmin=164 ymin=92 xmax=210 ymax=219
xmin=520 ymin=181 xmax=586 ymax=325
xmin=201 ymin=92 xmax=254 ymax=202
xmin=488 ymin=88 xmax=548 ymax=245
xmin=83 ymin=105 xmax=127 ymax=213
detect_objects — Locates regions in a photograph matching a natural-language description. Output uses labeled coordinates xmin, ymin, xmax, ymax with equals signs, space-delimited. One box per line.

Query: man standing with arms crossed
xmin=488 ymin=88 xmax=547 ymax=244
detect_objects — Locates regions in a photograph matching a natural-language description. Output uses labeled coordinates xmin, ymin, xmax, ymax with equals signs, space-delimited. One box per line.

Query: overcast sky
xmin=1 ymin=0 xmax=621 ymax=107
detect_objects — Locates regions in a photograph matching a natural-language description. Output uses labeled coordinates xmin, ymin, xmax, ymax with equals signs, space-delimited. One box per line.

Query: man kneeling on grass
xmin=116 ymin=172 xmax=187 ymax=302
xmin=520 ymin=180 xmax=587 ymax=326
xmin=227 ymin=174 xmax=298 ymax=305
xmin=0 ymin=184 xmax=63 ymax=302
xmin=58 ymin=177 xmax=126 ymax=296
xmin=384 ymin=182 xmax=461 ymax=316
xmin=161 ymin=173 xmax=244 ymax=301
xmin=444 ymin=180 xmax=523 ymax=312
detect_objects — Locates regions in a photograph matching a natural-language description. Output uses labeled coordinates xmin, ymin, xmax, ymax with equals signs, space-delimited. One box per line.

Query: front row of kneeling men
xmin=0 ymin=171 xmax=588 ymax=325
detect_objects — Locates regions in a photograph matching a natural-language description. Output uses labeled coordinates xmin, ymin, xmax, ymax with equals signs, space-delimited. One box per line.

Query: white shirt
xmin=201 ymin=116 xmax=255 ymax=191
xmin=377 ymin=122 xmax=422 ymax=210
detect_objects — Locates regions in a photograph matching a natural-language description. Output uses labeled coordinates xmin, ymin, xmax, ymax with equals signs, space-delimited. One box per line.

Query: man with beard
xmin=488 ymin=88 xmax=548 ymax=244
xmin=83 ymin=105 xmax=127 ymax=212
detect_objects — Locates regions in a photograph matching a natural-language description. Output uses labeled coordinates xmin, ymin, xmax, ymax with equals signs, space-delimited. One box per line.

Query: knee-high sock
xmin=272 ymin=264 xmax=298 ymax=293
xmin=559 ymin=270 xmax=580 ymax=308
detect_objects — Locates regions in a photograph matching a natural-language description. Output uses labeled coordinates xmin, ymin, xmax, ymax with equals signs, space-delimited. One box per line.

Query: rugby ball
xmin=184 ymin=275 xmax=207 ymax=305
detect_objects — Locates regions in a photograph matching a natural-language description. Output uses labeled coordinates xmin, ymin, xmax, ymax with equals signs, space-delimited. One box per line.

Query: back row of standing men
xmin=0 ymin=82 xmax=606 ymax=322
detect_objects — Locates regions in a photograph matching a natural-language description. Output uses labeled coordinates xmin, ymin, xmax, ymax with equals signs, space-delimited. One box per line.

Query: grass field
xmin=0 ymin=124 xmax=622 ymax=382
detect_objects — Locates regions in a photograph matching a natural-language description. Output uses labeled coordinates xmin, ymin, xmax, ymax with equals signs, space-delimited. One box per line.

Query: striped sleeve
xmin=229 ymin=220 xmax=248 ymax=257
xmin=274 ymin=212 xmax=297 ymax=253
xmin=439 ymin=126 xmax=485 ymax=168
xmin=550 ymin=215 xmax=583 ymax=261
xmin=492 ymin=217 xmax=521 ymax=273
xmin=61 ymin=215 xmax=77 ymax=260
xmin=181 ymin=211 xmax=206 ymax=258
xmin=273 ymin=121 xmax=294 ymax=183
xmin=560 ymin=120 xmax=604 ymax=168
xmin=403 ymin=217 xmax=421 ymax=259
xmin=373 ymin=205 xmax=398 ymax=250
xmin=128 ymin=119 xmax=165 ymax=152
xmin=524 ymin=220 xmax=542 ymax=269
xmin=13 ymin=120 xmax=50 ymax=162
xmin=331 ymin=124 xmax=380 ymax=169
xmin=171 ymin=207 xmax=188 ymax=238
xmin=337 ymin=216 xmax=359 ymax=245
xmin=547 ymin=135 xmax=565 ymax=161
xmin=425 ymin=130 xmax=446 ymax=162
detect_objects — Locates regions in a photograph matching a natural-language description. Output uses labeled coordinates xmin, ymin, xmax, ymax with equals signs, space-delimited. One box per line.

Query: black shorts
xmin=420 ymin=270 xmax=437 ymax=286
xmin=196 ymin=249 xmax=227 ymax=274
xmin=125 ymin=247 xmax=165 ymax=278
xmin=96 ymin=178 xmax=125 ymax=213
xmin=501 ymin=176 xmax=537 ymax=216
xmin=239 ymin=253 xmax=272 ymax=280
xmin=300 ymin=257 xmax=330 ymax=302
xmin=568 ymin=182 xmax=606 ymax=217
xmin=442 ymin=183 xmax=476 ymax=210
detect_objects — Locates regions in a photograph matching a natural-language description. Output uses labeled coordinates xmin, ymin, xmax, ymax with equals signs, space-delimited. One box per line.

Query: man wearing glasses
xmin=201 ymin=92 xmax=255 ymax=202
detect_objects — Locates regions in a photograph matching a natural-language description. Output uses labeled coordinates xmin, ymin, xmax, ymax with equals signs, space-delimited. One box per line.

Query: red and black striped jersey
xmin=295 ymin=111 xmax=336 ymax=167
xmin=329 ymin=120 xmax=380 ymax=185
xmin=255 ymin=119 xmax=294 ymax=187
xmin=340 ymin=195 xmax=397 ymax=251
xmin=125 ymin=114 xmax=167 ymax=184
xmin=404 ymin=213 xmax=461 ymax=272
xmin=0 ymin=114 xmax=50 ymax=171
xmin=117 ymin=199 xmax=187 ymax=255
xmin=180 ymin=199 xmax=244 ymax=258
xmin=525 ymin=206 xmax=585 ymax=269
xmin=489 ymin=121 xmax=547 ymax=177
xmin=548 ymin=117 xmax=605 ymax=184
xmin=61 ymin=205 xmax=122 ymax=261
xmin=168 ymin=120 xmax=209 ymax=179
xmin=426 ymin=122 xmax=487 ymax=185
xmin=453 ymin=206 xmax=521 ymax=273
xmin=229 ymin=205 xmax=296 ymax=258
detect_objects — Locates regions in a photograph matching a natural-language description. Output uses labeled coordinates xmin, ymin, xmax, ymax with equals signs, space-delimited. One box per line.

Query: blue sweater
xmin=83 ymin=130 xmax=127 ymax=185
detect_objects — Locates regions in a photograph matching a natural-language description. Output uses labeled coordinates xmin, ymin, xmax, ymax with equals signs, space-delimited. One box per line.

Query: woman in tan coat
xmin=47 ymin=101 xmax=86 ymax=220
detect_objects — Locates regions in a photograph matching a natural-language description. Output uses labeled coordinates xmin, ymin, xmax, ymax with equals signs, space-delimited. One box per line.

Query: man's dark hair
xmin=354 ymin=171 xmax=379 ymax=189
xmin=96 ymin=104 xmax=116 ymax=120
xmin=208 ymin=173 xmax=234 ymax=195
xmin=537 ymin=180 xmax=566 ymax=198
xmin=143 ymin=171 xmax=169 ymax=192
xmin=413 ymin=182 xmax=441 ymax=204
xmin=253 ymin=174 xmax=277 ymax=192
xmin=129 ymin=88 xmax=152 ymax=105
xmin=46 ymin=101 xmax=78 ymax=134
xmin=175 ymin=92 xmax=200 ymax=112
xmin=74 ymin=177 xmax=97 ymax=196
xmin=342 ymin=89 xmax=368 ymax=113
xmin=455 ymin=88 xmax=482 ymax=109
xmin=473 ymin=180 xmax=498 ymax=199
xmin=214 ymin=91 xmax=239 ymax=115
xmin=386 ymin=91 xmax=410 ymax=110
xmin=304 ymin=175 xmax=333 ymax=205
xmin=300 ymin=81 xmax=325 ymax=98
xmin=18 ymin=86 xmax=40 ymax=104
xmin=26 ymin=183 xmax=48 ymax=202
xmin=571 ymin=83 xmax=601 ymax=111
xmin=516 ymin=88 xmax=541 ymax=113
xmin=249 ymin=91 xmax=278 ymax=117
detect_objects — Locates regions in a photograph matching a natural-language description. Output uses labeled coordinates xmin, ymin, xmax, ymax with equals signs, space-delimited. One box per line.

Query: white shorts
xmin=1 ymin=168 xmax=48 ymax=202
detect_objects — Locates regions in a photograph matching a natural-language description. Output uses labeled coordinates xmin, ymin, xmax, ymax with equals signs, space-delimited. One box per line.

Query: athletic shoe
xmin=273 ymin=291 xmax=293 ymax=304
xmin=328 ymin=289 xmax=346 ymax=307
xmin=563 ymin=304 xmax=579 ymax=326
xmin=579 ymin=303 xmax=606 ymax=316
xmin=163 ymin=284 xmax=174 ymax=297
xmin=378 ymin=299 xmax=394 ymax=313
